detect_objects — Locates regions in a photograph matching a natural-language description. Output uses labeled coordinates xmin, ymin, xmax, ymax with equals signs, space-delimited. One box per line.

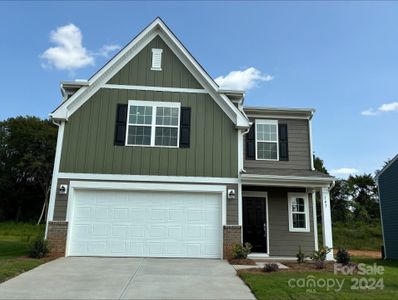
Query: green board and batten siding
xmin=59 ymin=88 xmax=238 ymax=178
xmin=59 ymin=34 xmax=238 ymax=178
xmin=107 ymin=35 xmax=203 ymax=89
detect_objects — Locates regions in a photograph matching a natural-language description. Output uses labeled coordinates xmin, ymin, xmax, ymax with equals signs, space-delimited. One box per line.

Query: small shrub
xmin=310 ymin=246 xmax=331 ymax=269
xmin=28 ymin=236 xmax=49 ymax=259
xmin=231 ymin=243 xmax=252 ymax=259
xmin=263 ymin=263 xmax=279 ymax=272
xmin=335 ymin=248 xmax=351 ymax=265
xmin=296 ymin=245 xmax=305 ymax=264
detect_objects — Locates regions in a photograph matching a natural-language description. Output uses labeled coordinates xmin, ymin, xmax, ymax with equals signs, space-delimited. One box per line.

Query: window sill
xmin=289 ymin=228 xmax=310 ymax=233
xmin=124 ymin=144 xmax=179 ymax=149
xmin=150 ymin=67 xmax=162 ymax=71
xmin=255 ymin=158 xmax=279 ymax=161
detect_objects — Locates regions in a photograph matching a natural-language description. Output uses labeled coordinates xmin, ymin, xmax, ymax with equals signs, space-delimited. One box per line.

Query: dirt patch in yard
xmin=338 ymin=249 xmax=382 ymax=259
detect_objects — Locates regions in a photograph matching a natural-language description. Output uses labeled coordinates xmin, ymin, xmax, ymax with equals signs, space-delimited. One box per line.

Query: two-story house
xmin=46 ymin=18 xmax=335 ymax=260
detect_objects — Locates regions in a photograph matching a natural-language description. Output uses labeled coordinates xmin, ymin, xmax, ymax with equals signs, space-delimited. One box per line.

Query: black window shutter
xmin=246 ymin=123 xmax=256 ymax=160
xmin=114 ymin=104 xmax=128 ymax=146
xmin=179 ymin=107 xmax=191 ymax=148
xmin=279 ymin=124 xmax=289 ymax=161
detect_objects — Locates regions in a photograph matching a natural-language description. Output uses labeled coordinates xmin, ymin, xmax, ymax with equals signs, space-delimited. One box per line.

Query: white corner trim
xmin=57 ymin=172 xmax=239 ymax=184
xmin=309 ymin=118 xmax=315 ymax=170
xmin=64 ymin=180 xmax=227 ymax=257
xmin=288 ymin=192 xmax=310 ymax=233
xmin=103 ymin=84 xmax=208 ymax=94
xmin=45 ymin=121 xmax=65 ymax=238
xmin=238 ymin=183 xmax=242 ymax=227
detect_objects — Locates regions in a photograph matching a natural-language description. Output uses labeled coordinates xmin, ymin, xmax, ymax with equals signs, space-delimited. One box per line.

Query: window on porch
xmin=288 ymin=193 xmax=310 ymax=232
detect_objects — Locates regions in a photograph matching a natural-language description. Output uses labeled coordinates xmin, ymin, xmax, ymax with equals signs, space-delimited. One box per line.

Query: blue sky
xmin=1 ymin=1 xmax=397 ymax=177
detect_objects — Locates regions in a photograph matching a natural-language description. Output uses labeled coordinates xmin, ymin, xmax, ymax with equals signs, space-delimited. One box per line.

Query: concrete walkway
xmin=0 ymin=257 xmax=255 ymax=299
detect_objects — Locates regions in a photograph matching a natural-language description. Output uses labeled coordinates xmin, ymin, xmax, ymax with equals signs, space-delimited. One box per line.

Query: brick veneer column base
xmin=223 ymin=225 xmax=242 ymax=259
xmin=47 ymin=221 xmax=68 ymax=256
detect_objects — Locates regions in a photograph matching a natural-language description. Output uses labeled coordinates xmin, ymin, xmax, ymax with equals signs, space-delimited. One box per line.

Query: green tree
xmin=314 ymin=155 xmax=329 ymax=175
xmin=347 ymin=174 xmax=379 ymax=222
xmin=330 ymin=179 xmax=352 ymax=222
xmin=0 ymin=116 xmax=57 ymax=222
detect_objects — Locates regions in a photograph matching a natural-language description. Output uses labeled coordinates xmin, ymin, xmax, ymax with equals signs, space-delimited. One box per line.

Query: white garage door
xmin=68 ymin=189 xmax=222 ymax=258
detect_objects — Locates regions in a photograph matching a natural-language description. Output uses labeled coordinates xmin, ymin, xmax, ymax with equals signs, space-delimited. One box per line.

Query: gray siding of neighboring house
xmin=244 ymin=117 xmax=312 ymax=172
xmin=378 ymin=159 xmax=398 ymax=259
xmin=243 ymin=186 xmax=315 ymax=257
xmin=54 ymin=178 xmax=239 ymax=225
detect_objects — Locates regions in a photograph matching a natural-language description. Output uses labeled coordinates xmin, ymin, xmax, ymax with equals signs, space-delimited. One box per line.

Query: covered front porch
xmin=240 ymin=171 xmax=335 ymax=260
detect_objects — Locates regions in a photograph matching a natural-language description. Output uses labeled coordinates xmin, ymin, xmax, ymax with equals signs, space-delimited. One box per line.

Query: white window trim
xmin=255 ymin=119 xmax=279 ymax=161
xmin=288 ymin=193 xmax=310 ymax=232
xmin=125 ymin=100 xmax=180 ymax=148
xmin=151 ymin=48 xmax=163 ymax=71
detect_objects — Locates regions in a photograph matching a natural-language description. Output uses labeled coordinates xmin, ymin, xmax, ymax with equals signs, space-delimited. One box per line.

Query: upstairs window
xmin=288 ymin=193 xmax=310 ymax=232
xmin=255 ymin=119 xmax=278 ymax=160
xmin=126 ymin=100 xmax=180 ymax=147
xmin=151 ymin=48 xmax=163 ymax=71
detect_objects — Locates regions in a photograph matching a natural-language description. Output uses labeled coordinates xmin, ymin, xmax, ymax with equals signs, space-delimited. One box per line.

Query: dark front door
xmin=243 ymin=197 xmax=267 ymax=252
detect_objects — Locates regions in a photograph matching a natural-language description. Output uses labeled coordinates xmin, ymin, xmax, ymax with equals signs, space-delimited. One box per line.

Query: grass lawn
xmin=319 ymin=222 xmax=383 ymax=251
xmin=0 ymin=222 xmax=48 ymax=283
xmin=240 ymin=258 xmax=398 ymax=300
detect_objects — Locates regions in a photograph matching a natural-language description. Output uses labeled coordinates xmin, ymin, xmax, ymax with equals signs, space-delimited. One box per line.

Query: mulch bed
xmin=228 ymin=258 xmax=257 ymax=265
xmin=238 ymin=261 xmax=336 ymax=275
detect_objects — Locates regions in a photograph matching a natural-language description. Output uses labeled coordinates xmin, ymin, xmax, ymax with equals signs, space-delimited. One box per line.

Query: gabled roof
xmin=375 ymin=154 xmax=398 ymax=182
xmin=50 ymin=17 xmax=249 ymax=128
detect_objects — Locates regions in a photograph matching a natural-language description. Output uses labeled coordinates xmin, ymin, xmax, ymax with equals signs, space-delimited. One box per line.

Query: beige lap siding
xmin=268 ymin=189 xmax=315 ymax=257
xmin=243 ymin=186 xmax=315 ymax=257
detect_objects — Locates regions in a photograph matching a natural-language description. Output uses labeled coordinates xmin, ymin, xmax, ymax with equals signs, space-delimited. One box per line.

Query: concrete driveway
xmin=0 ymin=257 xmax=255 ymax=299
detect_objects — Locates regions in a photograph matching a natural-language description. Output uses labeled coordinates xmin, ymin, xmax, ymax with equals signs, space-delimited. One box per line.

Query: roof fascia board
xmin=245 ymin=113 xmax=312 ymax=120
xmin=241 ymin=173 xmax=335 ymax=185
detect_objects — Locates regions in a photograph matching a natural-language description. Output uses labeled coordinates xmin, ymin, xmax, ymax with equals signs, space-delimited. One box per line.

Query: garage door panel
xmin=68 ymin=190 xmax=222 ymax=258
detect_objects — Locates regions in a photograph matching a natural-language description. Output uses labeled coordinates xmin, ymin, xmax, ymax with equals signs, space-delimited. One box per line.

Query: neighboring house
xmin=46 ymin=18 xmax=335 ymax=260
xmin=376 ymin=154 xmax=398 ymax=260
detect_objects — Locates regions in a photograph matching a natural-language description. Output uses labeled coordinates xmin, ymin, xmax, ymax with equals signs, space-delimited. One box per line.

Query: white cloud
xmin=361 ymin=101 xmax=398 ymax=116
xmin=360 ymin=109 xmax=378 ymax=116
xmin=41 ymin=24 xmax=120 ymax=71
xmin=379 ymin=102 xmax=398 ymax=112
xmin=330 ymin=168 xmax=359 ymax=177
xmin=214 ymin=67 xmax=273 ymax=90
xmin=95 ymin=44 xmax=121 ymax=58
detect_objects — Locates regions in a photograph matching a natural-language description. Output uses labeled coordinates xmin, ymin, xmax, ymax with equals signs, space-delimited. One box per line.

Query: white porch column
xmin=320 ymin=187 xmax=334 ymax=260
xmin=311 ymin=190 xmax=319 ymax=251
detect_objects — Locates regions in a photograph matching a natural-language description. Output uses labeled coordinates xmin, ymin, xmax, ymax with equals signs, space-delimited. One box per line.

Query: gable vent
xmin=151 ymin=48 xmax=163 ymax=71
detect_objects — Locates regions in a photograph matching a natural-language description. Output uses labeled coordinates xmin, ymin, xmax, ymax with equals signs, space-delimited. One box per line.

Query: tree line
xmin=0 ymin=116 xmax=381 ymax=225
xmin=314 ymin=157 xmax=380 ymax=224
